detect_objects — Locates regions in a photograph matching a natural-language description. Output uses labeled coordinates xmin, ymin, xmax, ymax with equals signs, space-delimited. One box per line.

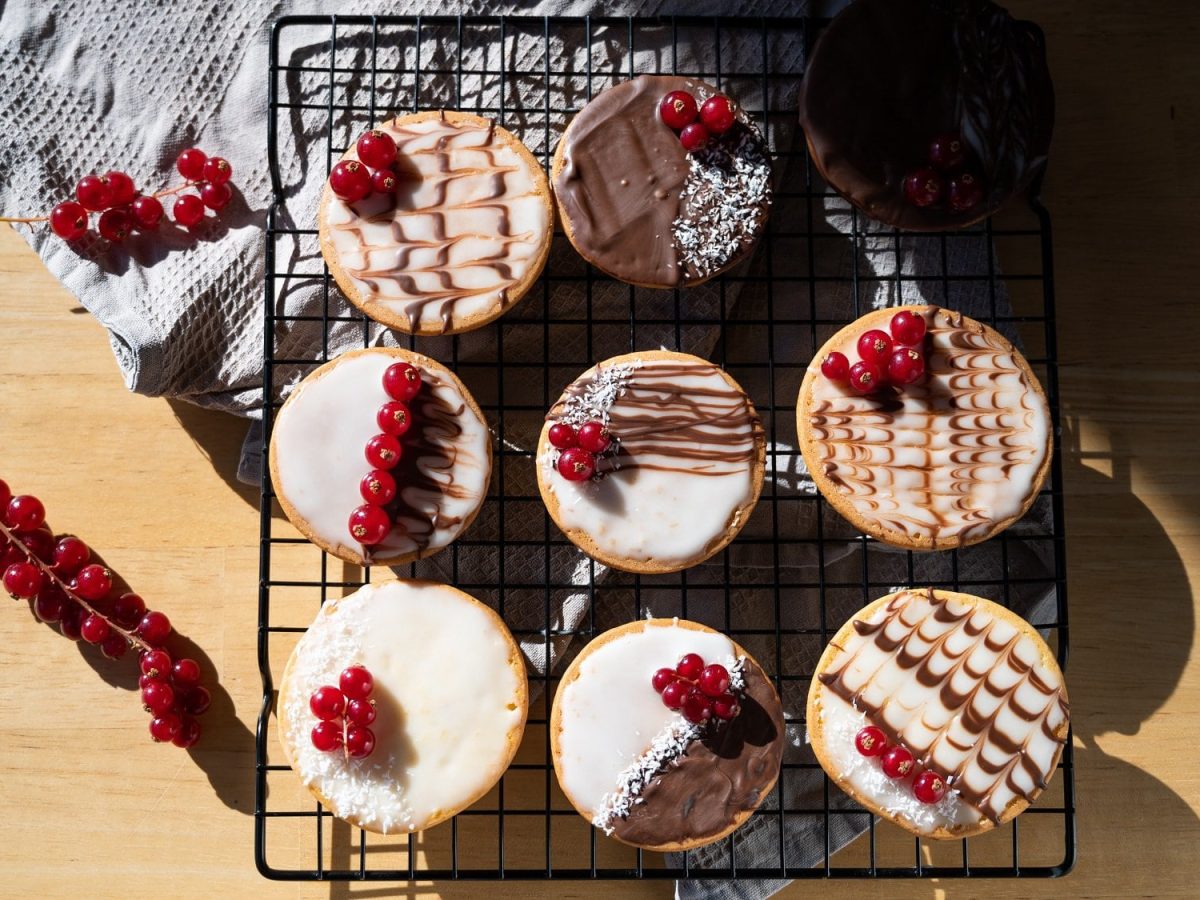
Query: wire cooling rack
xmin=257 ymin=13 xmax=1074 ymax=883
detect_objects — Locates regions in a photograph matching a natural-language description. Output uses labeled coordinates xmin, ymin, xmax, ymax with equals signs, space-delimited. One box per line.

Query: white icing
xmin=556 ymin=621 xmax=737 ymax=816
xmin=592 ymin=717 xmax=701 ymax=834
xmin=282 ymin=580 xmax=525 ymax=833
xmin=806 ymin=307 xmax=1050 ymax=544
xmin=325 ymin=116 xmax=549 ymax=331
xmin=272 ymin=350 xmax=490 ymax=561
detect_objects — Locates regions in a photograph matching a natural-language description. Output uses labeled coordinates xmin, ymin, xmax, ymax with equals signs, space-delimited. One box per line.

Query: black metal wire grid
xmin=256 ymin=13 xmax=1074 ymax=883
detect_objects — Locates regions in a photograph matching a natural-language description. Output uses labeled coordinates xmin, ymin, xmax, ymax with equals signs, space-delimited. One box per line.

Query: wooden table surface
xmin=2 ymin=2 xmax=1197 ymax=897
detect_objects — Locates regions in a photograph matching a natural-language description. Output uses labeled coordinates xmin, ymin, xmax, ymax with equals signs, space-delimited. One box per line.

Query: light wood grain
xmin=1 ymin=2 xmax=1198 ymax=896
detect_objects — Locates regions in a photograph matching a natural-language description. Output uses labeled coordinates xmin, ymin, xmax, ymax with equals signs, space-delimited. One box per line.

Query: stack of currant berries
xmin=44 ymin=148 xmax=234 ymax=242
xmin=658 ymin=89 xmax=738 ymax=152
xmin=308 ymin=665 xmax=378 ymax=760
xmin=0 ymin=481 xmax=210 ymax=747
xmin=854 ymin=725 xmax=947 ymax=805
xmin=348 ymin=362 xmax=422 ymax=548
xmin=820 ymin=309 xmax=928 ymax=395
xmin=901 ymin=132 xmax=985 ymax=214
xmin=651 ymin=653 xmax=741 ymax=725
xmin=547 ymin=419 xmax=614 ymax=482
xmin=328 ymin=129 xmax=402 ymax=203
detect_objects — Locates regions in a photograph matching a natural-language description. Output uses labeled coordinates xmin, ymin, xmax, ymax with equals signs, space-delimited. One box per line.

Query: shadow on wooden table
xmin=167 ymin=399 xmax=265 ymax=514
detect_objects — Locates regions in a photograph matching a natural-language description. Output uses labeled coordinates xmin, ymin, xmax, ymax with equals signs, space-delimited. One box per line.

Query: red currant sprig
xmin=328 ymin=129 xmax=401 ymax=204
xmin=0 ymin=480 xmax=210 ymax=747
xmin=0 ymin=148 xmax=235 ymax=243
xmin=651 ymin=653 xmax=740 ymax=725
xmin=548 ymin=419 xmax=613 ymax=483
xmin=852 ymin=725 xmax=946 ymax=804
xmin=657 ymin=90 xmax=738 ymax=153
xmin=820 ymin=310 xmax=929 ymax=395
xmin=308 ymin=665 xmax=378 ymax=759
xmin=347 ymin=362 xmax=423 ymax=548
xmin=901 ymin=132 xmax=985 ymax=213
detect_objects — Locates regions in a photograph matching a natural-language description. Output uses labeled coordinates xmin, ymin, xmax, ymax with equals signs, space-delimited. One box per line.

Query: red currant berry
xmin=681 ymin=687 xmax=714 ymax=724
xmin=140 ymin=649 xmax=173 ymax=678
xmin=881 ymin=745 xmax=915 ymax=779
xmin=675 ymin=653 xmax=704 ymax=681
xmin=902 ymin=168 xmax=944 ymax=208
xmin=948 ymin=172 xmax=984 ymax=213
xmin=329 ymin=160 xmax=372 ymax=203
xmin=854 ymin=725 xmax=887 ymax=757
xmin=5 ymin=495 xmax=45 ymax=531
xmin=177 ymin=148 xmax=208 ymax=181
xmin=181 ymin=686 xmax=211 ymax=716
xmin=18 ymin=527 xmax=54 ymax=562
xmin=171 ymin=658 xmax=201 ymax=689
xmin=345 ymin=725 xmax=376 ymax=759
xmin=59 ymin=605 xmax=84 ymax=641
xmin=659 ymin=90 xmax=698 ymax=130
xmin=889 ymin=310 xmax=927 ymax=346
xmin=913 ymin=770 xmax=947 ymax=804
xmin=556 ymin=447 xmax=596 ymax=482
xmin=339 ymin=665 xmax=374 ymax=700
xmin=364 ymin=433 xmax=403 ymax=469
xmin=346 ymin=698 xmax=377 ymax=726
xmin=309 ymin=685 xmax=346 ymax=721
xmin=173 ymin=194 xmax=205 ymax=227
xmin=101 ymin=632 xmax=129 ymax=660
xmin=80 ymin=613 xmax=111 ymax=644
xmin=33 ymin=584 xmax=67 ymax=623
xmin=698 ymin=664 xmax=731 ymax=698
xmin=856 ymin=329 xmax=893 ymax=366
xmin=310 ymin=720 xmax=343 ymax=752
xmin=172 ymin=716 xmax=202 ymax=748
xmin=51 ymin=536 xmax=90 ymax=577
xmin=97 ymin=208 xmax=131 ymax=242
xmin=76 ymin=175 xmax=114 ymax=211
xmin=849 ymin=360 xmax=883 ymax=395
xmin=136 ymin=610 xmax=172 ymax=645
xmin=576 ymin=421 xmax=612 ymax=454
xmin=104 ymin=171 xmax=137 ymax=206
xmin=651 ymin=667 xmax=677 ymax=694
xmin=360 ymin=469 xmax=397 ymax=506
xmin=199 ymin=181 xmax=232 ymax=210
xmin=376 ymin=400 xmax=412 ymax=436
xmin=4 ymin=562 xmax=41 ymax=599
xmin=138 ymin=673 xmax=160 ymax=691
xmin=0 ymin=480 xmax=9 ymax=510
xmin=142 ymin=680 xmax=176 ymax=715
xmin=49 ymin=201 xmax=89 ymax=240
xmin=712 ymin=693 xmax=741 ymax=720
xmin=201 ymin=156 xmax=233 ymax=185
xmin=131 ymin=195 xmax=164 ymax=230
xmin=382 ymin=362 xmax=422 ymax=401
xmin=887 ymin=348 xmax=925 ymax=386
xmin=928 ymin=132 xmax=966 ymax=171
xmin=348 ymin=504 xmax=391 ymax=545
xmin=149 ymin=712 xmax=182 ymax=743
xmin=547 ymin=423 xmax=578 ymax=450
xmin=820 ymin=351 xmax=850 ymax=382
xmin=371 ymin=168 xmax=398 ymax=194
xmin=113 ymin=592 xmax=147 ymax=629
xmin=74 ymin=564 xmax=113 ymax=601
xmin=661 ymin=679 xmax=689 ymax=710
xmin=680 ymin=122 xmax=710 ymax=152
xmin=357 ymin=130 xmax=398 ymax=169
xmin=699 ymin=94 xmax=737 ymax=135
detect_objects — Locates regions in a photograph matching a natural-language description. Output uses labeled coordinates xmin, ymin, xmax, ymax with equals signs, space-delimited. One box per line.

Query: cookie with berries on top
xmin=552 ymin=74 xmax=772 ymax=288
xmin=536 ymin=350 xmax=766 ymax=574
xmin=551 ymin=618 xmax=784 ymax=851
xmin=319 ymin=110 xmax=553 ymax=335
xmin=807 ymin=588 xmax=1069 ymax=839
xmin=278 ymin=579 xmax=528 ymax=834
xmin=269 ymin=347 xmax=492 ymax=567
xmin=797 ymin=305 xmax=1052 ymax=551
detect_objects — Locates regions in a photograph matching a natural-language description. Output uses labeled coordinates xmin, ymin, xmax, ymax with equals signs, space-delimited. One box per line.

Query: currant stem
xmin=0 ymin=181 xmax=201 ymax=226
xmin=0 ymin=519 xmax=152 ymax=654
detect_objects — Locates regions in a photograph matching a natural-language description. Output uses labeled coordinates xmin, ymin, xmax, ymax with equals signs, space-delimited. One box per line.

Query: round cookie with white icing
xmin=536 ymin=351 xmax=766 ymax=574
xmin=278 ymin=579 xmax=528 ymax=834
xmin=807 ymin=588 xmax=1069 ymax=839
xmin=552 ymin=75 xmax=772 ymax=288
xmin=270 ymin=347 xmax=491 ymax=567
xmin=551 ymin=618 xmax=784 ymax=851
xmin=797 ymin=305 xmax=1052 ymax=550
xmin=319 ymin=111 xmax=553 ymax=335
